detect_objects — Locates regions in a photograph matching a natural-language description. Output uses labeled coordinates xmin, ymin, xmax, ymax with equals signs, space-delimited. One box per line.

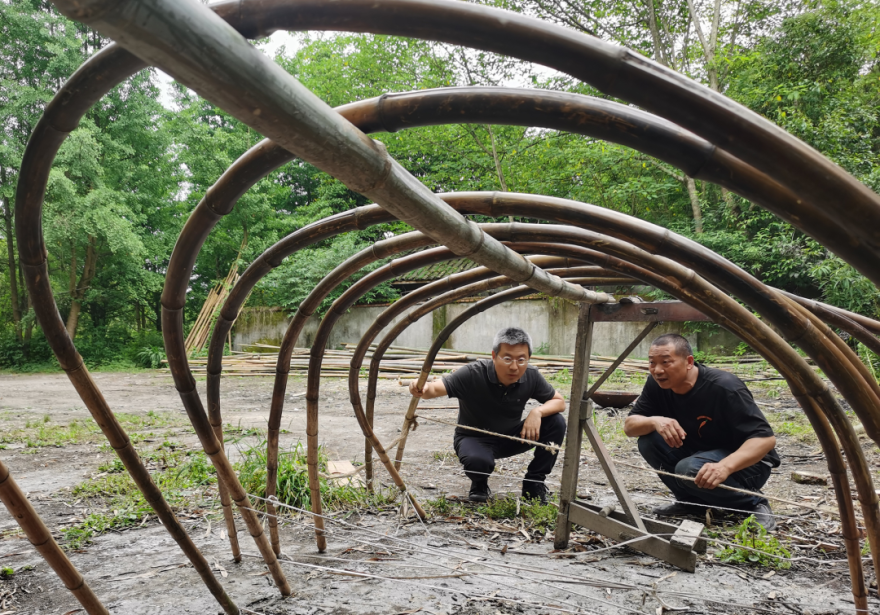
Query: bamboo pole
xmin=0 ymin=461 xmax=109 ymax=615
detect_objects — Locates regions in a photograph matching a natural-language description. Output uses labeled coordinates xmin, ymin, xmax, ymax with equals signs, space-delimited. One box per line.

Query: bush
xmin=135 ymin=345 xmax=166 ymax=368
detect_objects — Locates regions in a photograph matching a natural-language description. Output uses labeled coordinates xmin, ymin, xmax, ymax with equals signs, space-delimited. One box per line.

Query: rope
xmin=412 ymin=415 xmax=847 ymax=519
xmin=241 ymin=497 xmax=870 ymax=614
xmin=414 ymin=415 xmax=561 ymax=452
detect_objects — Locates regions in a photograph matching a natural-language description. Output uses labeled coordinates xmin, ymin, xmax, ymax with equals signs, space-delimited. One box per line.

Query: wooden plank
xmin=326 ymin=460 xmax=365 ymax=488
xmin=568 ymin=501 xmax=697 ymax=572
xmin=581 ymin=407 xmax=646 ymax=532
xmin=574 ymin=501 xmax=706 ymax=553
xmin=670 ymin=520 xmax=705 ymax=552
xmin=585 ymin=321 xmax=658 ymax=398
xmin=553 ymin=303 xmax=593 ymax=549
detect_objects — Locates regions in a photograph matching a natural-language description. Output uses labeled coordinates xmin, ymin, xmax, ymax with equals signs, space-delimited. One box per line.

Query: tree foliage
xmin=0 ymin=0 xmax=878 ymax=369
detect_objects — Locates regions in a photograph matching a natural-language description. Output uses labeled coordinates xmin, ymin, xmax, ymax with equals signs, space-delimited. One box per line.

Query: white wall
xmin=233 ymin=299 xmax=736 ymax=358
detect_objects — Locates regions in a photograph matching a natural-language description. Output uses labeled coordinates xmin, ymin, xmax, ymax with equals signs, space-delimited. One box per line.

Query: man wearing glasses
xmin=409 ymin=327 xmax=565 ymax=503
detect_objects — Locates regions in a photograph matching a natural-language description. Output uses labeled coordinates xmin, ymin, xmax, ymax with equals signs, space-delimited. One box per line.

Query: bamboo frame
xmin=8 ymin=0 xmax=877 ymax=609
xmin=0 ymin=461 xmax=108 ymax=615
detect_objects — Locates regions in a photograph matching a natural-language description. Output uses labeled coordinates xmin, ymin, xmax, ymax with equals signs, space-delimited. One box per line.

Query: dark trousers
xmin=453 ymin=413 xmax=566 ymax=486
xmin=637 ymin=431 xmax=770 ymax=510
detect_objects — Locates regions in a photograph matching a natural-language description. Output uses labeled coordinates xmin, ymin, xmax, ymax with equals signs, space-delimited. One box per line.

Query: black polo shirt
xmin=630 ymin=364 xmax=780 ymax=467
xmin=442 ymin=359 xmax=556 ymax=437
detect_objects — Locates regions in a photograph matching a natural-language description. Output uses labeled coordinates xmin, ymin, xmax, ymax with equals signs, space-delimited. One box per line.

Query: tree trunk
xmin=643 ymin=0 xmax=669 ymax=67
xmin=66 ymin=236 xmax=98 ymax=339
xmin=721 ymin=187 xmax=741 ymax=217
xmin=2 ymin=193 xmax=23 ymax=343
xmin=686 ymin=177 xmax=703 ymax=233
xmin=487 ymin=126 xmax=513 ymax=223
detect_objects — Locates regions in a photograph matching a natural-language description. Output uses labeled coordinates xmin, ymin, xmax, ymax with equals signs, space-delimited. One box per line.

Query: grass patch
xmin=63 ymin=448 xmax=216 ymax=549
xmin=717 ymin=516 xmax=791 ymax=569
xmin=235 ymin=440 xmax=394 ymax=512
xmin=0 ymin=409 xmax=190 ymax=450
xmin=425 ymin=494 xmax=558 ymax=532
xmin=766 ymin=411 xmax=816 ymax=443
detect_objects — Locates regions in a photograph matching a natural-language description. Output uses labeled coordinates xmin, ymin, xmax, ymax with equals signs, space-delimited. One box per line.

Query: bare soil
xmin=0 ymin=371 xmax=877 ymax=614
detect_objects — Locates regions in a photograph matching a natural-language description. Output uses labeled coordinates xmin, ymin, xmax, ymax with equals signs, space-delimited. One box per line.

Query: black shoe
xmin=521 ymin=482 xmax=548 ymax=504
xmin=750 ymin=502 xmax=777 ymax=532
xmin=652 ymin=501 xmax=704 ymax=517
xmin=468 ymin=482 xmax=491 ymax=503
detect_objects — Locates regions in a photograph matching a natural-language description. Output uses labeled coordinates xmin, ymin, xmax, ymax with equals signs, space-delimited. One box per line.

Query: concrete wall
xmin=233 ymin=300 xmax=741 ymax=358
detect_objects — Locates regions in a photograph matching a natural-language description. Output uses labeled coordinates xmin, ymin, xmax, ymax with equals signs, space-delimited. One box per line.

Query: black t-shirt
xmin=630 ymin=364 xmax=780 ymax=467
xmin=442 ymin=359 xmax=556 ymax=436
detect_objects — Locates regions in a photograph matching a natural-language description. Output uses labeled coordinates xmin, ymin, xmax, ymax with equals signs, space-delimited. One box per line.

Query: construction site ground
xmin=0 ymin=370 xmax=877 ymax=614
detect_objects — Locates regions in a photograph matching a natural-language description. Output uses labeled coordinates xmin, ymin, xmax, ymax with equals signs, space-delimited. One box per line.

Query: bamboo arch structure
xmin=6 ymin=0 xmax=879 ymax=613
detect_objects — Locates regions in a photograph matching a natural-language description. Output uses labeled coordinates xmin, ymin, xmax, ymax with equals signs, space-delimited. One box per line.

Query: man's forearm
xmin=535 ymin=398 xmax=565 ymax=417
xmin=719 ymin=436 xmax=776 ymax=474
xmin=624 ymin=415 xmax=657 ymax=437
xmin=419 ymin=380 xmax=448 ymax=400
xmin=533 ymin=392 xmax=565 ymax=417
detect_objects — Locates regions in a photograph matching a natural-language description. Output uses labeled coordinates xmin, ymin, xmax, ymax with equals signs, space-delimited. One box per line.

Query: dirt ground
xmin=0 ymin=370 xmax=877 ymax=614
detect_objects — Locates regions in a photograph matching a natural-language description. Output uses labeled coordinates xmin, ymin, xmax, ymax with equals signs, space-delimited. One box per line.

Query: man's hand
xmin=653 ymin=417 xmax=687 ymax=448
xmin=694 ymin=462 xmax=731 ymax=489
xmin=409 ymin=380 xmax=425 ymax=398
xmin=407 ymin=378 xmax=447 ymax=400
xmin=520 ymin=408 xmax=542 ymax=441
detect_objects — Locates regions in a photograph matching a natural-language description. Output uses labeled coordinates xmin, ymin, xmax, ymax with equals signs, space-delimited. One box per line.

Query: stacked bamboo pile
xmin=174 ymin=342 xmax=788 ymax=382
xmin=177 ymin=342 xmax=654 ymax=378
xmin=184 ymin=268 xmax=240 ymax=355
xmin=184 ymin=238 xmax=248 ymax=355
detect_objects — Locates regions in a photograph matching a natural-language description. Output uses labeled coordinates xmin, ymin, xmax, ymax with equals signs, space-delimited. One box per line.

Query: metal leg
xmin=553 ymin=303 xmax=593 ymax=549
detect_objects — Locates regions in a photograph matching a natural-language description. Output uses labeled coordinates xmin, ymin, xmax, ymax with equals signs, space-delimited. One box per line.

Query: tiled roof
xmin=393 ymin=257 xmax=478 ymax=283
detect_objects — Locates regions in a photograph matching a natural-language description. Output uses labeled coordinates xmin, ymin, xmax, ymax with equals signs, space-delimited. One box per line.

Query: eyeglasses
xmin=500 ymin=357 xmax=528 ymax=366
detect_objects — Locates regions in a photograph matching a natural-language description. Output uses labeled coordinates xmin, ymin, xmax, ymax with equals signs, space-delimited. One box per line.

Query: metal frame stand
xmin=553 ymin=301 xmax=711 ymax=571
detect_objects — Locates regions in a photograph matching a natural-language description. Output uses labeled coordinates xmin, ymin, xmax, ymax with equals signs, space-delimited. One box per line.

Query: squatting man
xmin=624 ymin=334 xmax=780 ymax=530
xmin=409 ymin=327 xmax=565 ymax=503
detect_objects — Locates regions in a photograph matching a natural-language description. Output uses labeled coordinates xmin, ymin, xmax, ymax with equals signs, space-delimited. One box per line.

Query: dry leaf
xmin=762 ymin=571 xmax=775 ymax=579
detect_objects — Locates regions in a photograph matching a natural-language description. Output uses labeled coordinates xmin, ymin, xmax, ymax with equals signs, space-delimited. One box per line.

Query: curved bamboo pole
xmin=344 ymin=261 xmax=628 ymax=480
xmin=0 ymin=461 xmax=108 ymax=615
xmin=17 ymin=43 xmax=876 ymax=572
xmin=53 ymin=0 xmax=606 ymax=309
xmin=203 ymin=195 xmax=879 ymax=592
xmin=51 ymin=0 xmax=880 ymax=287
xmin=276 ymin=217 xmax=873 ymax=598
xmin=13 ymin=1 xmax=877 ymax=606
xmin=364 ymin=240 xmax=869 ymax=610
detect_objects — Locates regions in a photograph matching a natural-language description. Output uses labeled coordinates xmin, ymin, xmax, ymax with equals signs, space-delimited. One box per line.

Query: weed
xmin=717 ymin=516 xmax=791 ymax=569
xmin=546 ymin=368 xmax=572 ymax=390
xmin=64 ymin=448 xmax=216 ymax=549
xmin=766 ymin=412 xmax=816 ymax=443
xmin=0 ymin=567 xmax=13 ymax=579
xmin=693 ymin=350 xmax=718 ymax=364
xmin=235 ymin=440 xmax=393 ymax=512
xmin=135 ymin=345 xmax=166 ymax=369
xmin=425 ymin=495 xmax=557 ymax=532
xmin=432 ymin=450 xmax=456 ymax=463
xmin=97 ymin=459 xmax=125 ymax=473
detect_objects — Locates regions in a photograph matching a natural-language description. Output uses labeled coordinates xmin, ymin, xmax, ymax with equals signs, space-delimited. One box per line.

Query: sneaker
xmin=521 ymin=482 xmax=548 ymax=504
xmin=468 ymin=482 xmax=491 ymax=503
xmin=651 ymin=501 xmax=704 ymax=517
xmin=751 ymin=502 xmax=777 ymax=532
